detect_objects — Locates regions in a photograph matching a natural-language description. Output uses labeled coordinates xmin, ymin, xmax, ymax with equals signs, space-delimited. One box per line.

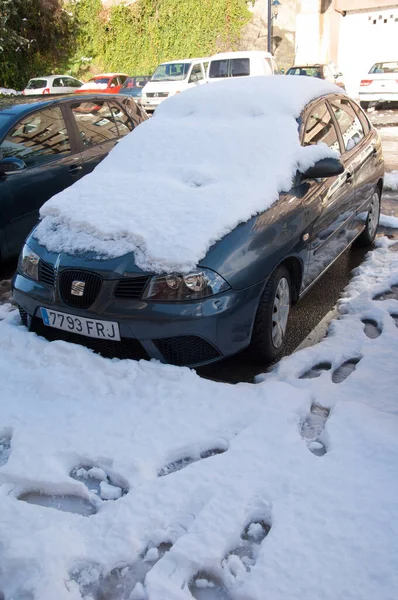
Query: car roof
xmin=89 ymin=73 xmax=128 ymax=78
xmin=0 ymin=93 xmax=126 ymax=116
xmin=210 ymin=51 xmax=273 ymax=60
xmin=28 ymin=75 xmax=79 ymax=81
xmin=289 ymin=64 xmax=324 ymax=68
xmin=158 ymin=58 xmax=209 ymax=65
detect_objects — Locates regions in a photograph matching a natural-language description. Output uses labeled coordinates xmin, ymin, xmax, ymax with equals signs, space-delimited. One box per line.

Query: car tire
xmin=249 ymin=265 xmax=291 ymax=364
xmin=360 ymin=101 xmax=370 ymax=110
xmin=355 ymin=188 xmax=381 ymax=247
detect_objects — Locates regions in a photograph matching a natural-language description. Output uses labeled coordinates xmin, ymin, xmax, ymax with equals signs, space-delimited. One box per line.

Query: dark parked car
xmin=0 ymin=94 xmax=146 ymax=260
xmin=119 ymin=84 xmax=145 ymax=104
xmin=286 ymin=64 xmax=345 ymax=89
xmin=120 ymin=76 xmax=151 ymax=92
xmin=13 ymin=90 xmax=383 ymax=368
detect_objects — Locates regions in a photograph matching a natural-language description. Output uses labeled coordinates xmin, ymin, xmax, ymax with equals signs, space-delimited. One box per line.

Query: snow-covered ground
xmin=35 ymin=76 xmax=341 ymax=273
xmin=385 ymin=170 xmax=398 ymax=192
xmin=0 ymin=237 xmax=397 ymax=600
xmin=0 ymin=88 xmax=18 ymax=96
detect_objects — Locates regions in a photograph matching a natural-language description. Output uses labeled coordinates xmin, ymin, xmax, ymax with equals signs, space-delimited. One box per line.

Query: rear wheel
xmin=356 ymin=188 xmax=381 ymax=247
xmin=249 ymin=265 xmax=291 ymax=363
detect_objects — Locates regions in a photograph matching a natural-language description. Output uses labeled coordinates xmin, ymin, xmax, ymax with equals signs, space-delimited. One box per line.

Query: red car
xmin=75 ymin=73 xmax=129 ymax=95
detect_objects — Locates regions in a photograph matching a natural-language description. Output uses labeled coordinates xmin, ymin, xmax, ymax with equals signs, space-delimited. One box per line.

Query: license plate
xmin=40 ymin=308 xmax=121 ymax=341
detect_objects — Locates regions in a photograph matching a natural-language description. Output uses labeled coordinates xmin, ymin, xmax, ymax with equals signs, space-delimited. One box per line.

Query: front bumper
xmin=13 ymin=272 xmax=263 ymax=367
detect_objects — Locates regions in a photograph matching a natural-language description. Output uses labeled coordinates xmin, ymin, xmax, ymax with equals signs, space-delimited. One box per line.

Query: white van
xmin=207 ymin=51 xmax=281 ymax=81
xmin=141 ymin=57 xmax=209 ymax=113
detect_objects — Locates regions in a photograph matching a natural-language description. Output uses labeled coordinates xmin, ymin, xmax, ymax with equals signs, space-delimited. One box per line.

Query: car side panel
xmin=200 ymin=190 xmax=308 ymax=291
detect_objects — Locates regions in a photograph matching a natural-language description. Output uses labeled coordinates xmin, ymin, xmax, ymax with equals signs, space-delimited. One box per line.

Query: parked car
xmin=0 ymin=94 xmax=146 ymax=260
xmin=121 ymin=76 xmax=151 ymax=91
xmin=359 ymin=61 xmax=398 ymax=109
xmin=119 ymin=85 xmax=144 ymax=104
xmin=286 ymin=64 xmax=345 ymax=88
xmin=141 ymin=58 xmax=209 ymax=113
xmin=75 ymin=74 xmax=129 ymax=95
xmin=13 ymin=79 xmax=383 ymax=368
xmin=207 ymin=51 xmax=282 ymax=81
xmin=23 ymin=75 xmax=84 ymax=95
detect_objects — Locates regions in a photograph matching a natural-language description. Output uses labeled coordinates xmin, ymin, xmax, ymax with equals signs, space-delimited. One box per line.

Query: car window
xmin=110 ymin=77 xmax=118 ymax=88
xmin=303 ymin=101 xmax=340 ymax=152
xmin=329 ymin=98 xmax=365 ymax=152
xmin=0 ymin=107 xmax=70 ymax=167
xmin=189 ymin=63 xmax=203 ymax=83
xmin=119 ymin=76 xmax=127 ymax=84
xmin=26 ymin=79 xmax=47 ymax=90
xmin=230 ymin=58 xmax=250 ymax=77
xmin=70 ymin=101 xmax=119 ymax=147
xmin=108 ymin=101 xmax=134 ymax=137
xmin=209 ymin=59 xmax=229 ymax=78
xmin=369 ymin=61 xmax=398 ymax=74
xmin=53 ymin=78 xmax=65 ymax=88
xmin=119 ymin=96 xmax=143 ymax=127
xmin=66 ymin=78 xmax=82 ymax=88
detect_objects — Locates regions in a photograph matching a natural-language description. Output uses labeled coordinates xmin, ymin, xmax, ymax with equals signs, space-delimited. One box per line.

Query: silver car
xmin=23 ymin=75 xmax=84 ymax=96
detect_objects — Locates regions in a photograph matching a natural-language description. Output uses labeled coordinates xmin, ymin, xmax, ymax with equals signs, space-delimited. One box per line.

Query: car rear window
xmin=369 ymin=61 xmax=398 ymax=74
xmin=90 ymin=77 xmax=111 ymax=85
xmin=209 ymin=60 xmax=229 ymax=78
xmin=26 ymin=79 xmax=47 ymax=90
xmin=287 ymin=67 xmax=322 ymax=77
xmin=209 ymin=58 xmax=250 ymax=78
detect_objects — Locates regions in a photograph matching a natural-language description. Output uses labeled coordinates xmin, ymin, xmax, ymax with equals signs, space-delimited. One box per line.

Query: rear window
xmin=287 ymin=67 xmax=322 ymax=77
xmin=369 ymin=61 xmax=398 ymax=74
xmin=209 ymin=58 xmax=250 ymax=78
xmin=122 ymin=78 xmax=135 ymax=89
xmin=89 ymin=77 xmax=111 ymax=85
xmin=26 ymin=79 xmax=47 ymax=90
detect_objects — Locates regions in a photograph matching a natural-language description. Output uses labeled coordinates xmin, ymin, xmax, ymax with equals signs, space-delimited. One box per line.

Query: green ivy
xmin=71 ymin=0 xmax=251 ymax=77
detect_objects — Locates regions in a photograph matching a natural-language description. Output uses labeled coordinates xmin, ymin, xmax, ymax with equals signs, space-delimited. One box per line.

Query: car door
xmin=328 ymin=97 xmax=377 ymax=229
xmin=188 ymin=63 xmax=205 ymax=87
xmin=68 ymin=99 xmax=133 ymax=178
xmin=301 ymin=99 xmax=358 ymax=288
xmin=0 ymin=105 xmax=84 ymax=255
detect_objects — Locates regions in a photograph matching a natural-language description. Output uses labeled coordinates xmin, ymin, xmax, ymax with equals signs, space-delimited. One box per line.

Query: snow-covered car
xmin=23 ymin=75 xmax=84 ymax=95
xmin=13 ymin=77 xmax=384 ymax=367
xmin=359 ymin=61 xmax=398 ymax=108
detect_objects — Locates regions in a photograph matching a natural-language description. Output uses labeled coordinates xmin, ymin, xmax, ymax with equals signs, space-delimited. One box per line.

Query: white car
xmin=23 ymin=75 xmax=84 ymax=96
xmin=141 ymin=58 xmax=209 ymax=114
xmin=207 ymin=51 xmax=282 ymax=81
xmin=359 ymin=61 xmax=398 ymax=108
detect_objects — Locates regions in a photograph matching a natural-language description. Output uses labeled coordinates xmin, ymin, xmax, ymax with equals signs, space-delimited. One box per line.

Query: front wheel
xmin=249 ymin=265 xmax=291 ymax=363
xmin=356 ymin=188 xmax=381 ymax=247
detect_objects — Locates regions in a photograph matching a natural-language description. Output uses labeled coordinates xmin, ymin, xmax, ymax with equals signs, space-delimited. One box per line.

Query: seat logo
xmin=71 ymin=280 xmax=86 ymax=297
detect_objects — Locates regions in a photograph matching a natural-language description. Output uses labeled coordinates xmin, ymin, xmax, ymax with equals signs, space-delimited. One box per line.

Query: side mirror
xmin=302 ymin=158 xmax=344 ymax=180
xmin=0 ymin=156 xmax=27 ymax=176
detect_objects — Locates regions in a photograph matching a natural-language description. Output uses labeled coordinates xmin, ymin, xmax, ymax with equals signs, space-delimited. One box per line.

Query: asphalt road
xmin=1 ymin=108 xmax=397 ymax=384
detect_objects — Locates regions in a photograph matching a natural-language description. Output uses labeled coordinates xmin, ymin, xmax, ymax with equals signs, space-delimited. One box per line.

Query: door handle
xmin=372 ymin=146 xmax=377 ymax=156
xmin=345 ymin=171 xmax=353 ymax=184
xmin=69 ymin=164 xmax=83 ymax=175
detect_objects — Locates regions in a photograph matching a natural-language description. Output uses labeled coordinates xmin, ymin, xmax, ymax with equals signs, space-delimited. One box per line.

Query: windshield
xmin=151 ymin=63 xmax=190 ymax=82
xmin=369 ymin=61 xmax=398 ymax=74
xmin=286 ymin=67 xmax=322 ymax=77
xmin=26 ymin=79 xmax=47 ymax=90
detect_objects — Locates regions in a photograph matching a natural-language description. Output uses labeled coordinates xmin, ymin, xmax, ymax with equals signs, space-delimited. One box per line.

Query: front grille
xmin=59 ymin=270 xmax=102 ymax=309
xmin=39 ymin=261 xmax=56 ymax=287
xmin=114 ymin=276 xmax=150 ymax=299
xmin=154 ymin=335 xmax=221 ymax=367
xmin=32 ymin=318 xmax=149 ymax=361
xmin=18 ymin=306 xmax=28 ymax=327
xmin=146 ymin=92 xmax=169 ymax=98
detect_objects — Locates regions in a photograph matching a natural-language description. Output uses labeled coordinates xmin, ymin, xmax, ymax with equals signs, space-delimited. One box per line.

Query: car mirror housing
xmin=302 ymin=158 xmax=344 ymax=180
xmin=0 ymin=156 xmax=27 ymax=176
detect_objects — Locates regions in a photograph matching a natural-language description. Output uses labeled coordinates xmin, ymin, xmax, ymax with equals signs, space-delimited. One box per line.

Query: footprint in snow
xmin=190 ymin=520 xmax=271 ymax=599
xmin=18 ymin=491 xmax=97 ymax=516
xmin=300 ymin=362 xmax=331 ymax=380
xmin=70 ymin=542 xmax=172 ymax=600
xmin=70 ymin=464 xmax=129 ymax=501
xmin=373 ymin=285 xmax=398 ymax=301
xmin=0 ymin=430 xmax=12 ymax=467
xmin=331 ymin=357 xmax=361 ymax=384
xmin=390 ymin=313 xmax=398 ymax=328
xmin=301 ymin=403 xmax=330 ymax=457
xmin=361 ymin=319 xmax=382 ymax=339
xmin=158 ymin=446 xmax=227 ymax=477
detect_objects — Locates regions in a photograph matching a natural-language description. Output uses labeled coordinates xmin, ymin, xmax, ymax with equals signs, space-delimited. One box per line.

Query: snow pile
xmin=385 ymin=170 xmax=398 ymax=191
xmin=35 ymin=76 xmax=341 ymax=273
xmin=380 ymin=213 xmax=398 ymax=228
xmin=0 ymin=239 xmax=398 ymax=599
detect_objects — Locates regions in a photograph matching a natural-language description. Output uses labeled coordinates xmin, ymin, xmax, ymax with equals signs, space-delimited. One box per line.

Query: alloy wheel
xmin=367 ymin=191 xmax=380 ymax=239
xmin=272 ymin=277 xmax=290 ymax=348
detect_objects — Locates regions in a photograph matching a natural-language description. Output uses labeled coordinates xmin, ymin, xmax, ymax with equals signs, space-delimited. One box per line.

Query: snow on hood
xmin=35 ymin=76 xmax=342 ymax=273
xmin=79 ymin=81 xmax=108 ymax=90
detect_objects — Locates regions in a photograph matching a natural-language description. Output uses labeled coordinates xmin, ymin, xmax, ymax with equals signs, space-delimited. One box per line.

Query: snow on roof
xmin=210 ymin=50 xmax=273 ymax=59
xmin=36 ymin=76 xmax=342 ymax=273
xmin=159 ymin=58 xmax=208 ymax=64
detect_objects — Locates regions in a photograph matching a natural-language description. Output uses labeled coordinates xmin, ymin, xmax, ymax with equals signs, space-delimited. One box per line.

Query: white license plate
xmin=40 ymin=308 xmax=121 ymax=341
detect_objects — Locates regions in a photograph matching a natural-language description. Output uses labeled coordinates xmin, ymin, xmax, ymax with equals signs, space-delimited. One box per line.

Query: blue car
xmin=13 ymin=82 xmax=384 ymax=367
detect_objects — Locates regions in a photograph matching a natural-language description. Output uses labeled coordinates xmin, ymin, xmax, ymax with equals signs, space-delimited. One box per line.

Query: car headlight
xmin=142 ymin=268 xmax=229 ymax=301
xmin=18 ymin=244 xmax=40 ymax=281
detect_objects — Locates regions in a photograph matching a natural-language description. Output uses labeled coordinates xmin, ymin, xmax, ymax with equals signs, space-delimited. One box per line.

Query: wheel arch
xmin=279 ymin=256 xmax=304 ymax=304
